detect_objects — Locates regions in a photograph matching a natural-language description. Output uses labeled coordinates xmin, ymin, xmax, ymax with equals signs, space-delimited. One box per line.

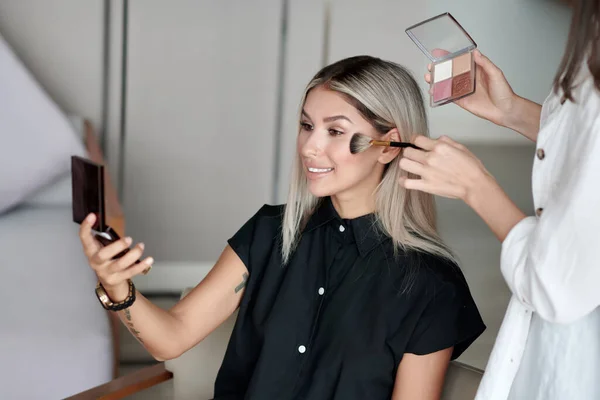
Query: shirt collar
xmin=302 ymin=197 xmax=387 ymax=257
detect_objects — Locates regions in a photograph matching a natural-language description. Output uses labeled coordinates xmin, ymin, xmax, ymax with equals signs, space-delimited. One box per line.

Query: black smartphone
xmin=71 ymin=155 xmax=140 ymax=263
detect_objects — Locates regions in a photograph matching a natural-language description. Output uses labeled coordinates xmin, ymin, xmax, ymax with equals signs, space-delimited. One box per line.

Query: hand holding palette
xmin=406 ymin=12 xmax=477 ymax=107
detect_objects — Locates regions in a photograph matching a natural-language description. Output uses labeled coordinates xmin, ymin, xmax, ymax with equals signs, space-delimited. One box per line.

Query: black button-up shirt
xmin=215 ymin=197 xmax=485 ymax=399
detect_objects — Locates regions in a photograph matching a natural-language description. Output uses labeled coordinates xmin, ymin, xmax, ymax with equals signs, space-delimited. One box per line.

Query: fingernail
xmin=138 ymin=242 xmax=145 ymax=250
xmin=125 ymin=237 xmax=132 ymax=245
xmin=87 ymin=214 xmax=95 ymax=222
xmin=146 ymin=257 xmax=154 ymax=265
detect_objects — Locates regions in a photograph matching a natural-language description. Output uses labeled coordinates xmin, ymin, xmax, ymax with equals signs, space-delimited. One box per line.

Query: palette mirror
xmin=406 ymin=12 xmax=478 ymax=107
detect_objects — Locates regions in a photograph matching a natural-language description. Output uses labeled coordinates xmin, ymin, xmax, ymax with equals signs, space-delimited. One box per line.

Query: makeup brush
xmin=349 ymin=132 xmax=423 ymax=154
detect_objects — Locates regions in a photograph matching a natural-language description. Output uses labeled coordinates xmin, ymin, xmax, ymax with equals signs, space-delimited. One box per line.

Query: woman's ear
xmin=378 ymin=128 xmax=401 ymax=165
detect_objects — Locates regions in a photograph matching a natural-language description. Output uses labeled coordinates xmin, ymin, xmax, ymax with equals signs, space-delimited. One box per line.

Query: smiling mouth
xmin=308 ymin=167 xmax=334 ymax=173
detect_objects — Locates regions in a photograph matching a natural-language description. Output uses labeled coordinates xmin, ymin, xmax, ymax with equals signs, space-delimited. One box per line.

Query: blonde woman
xmin=79 ymin=55 xmax=485 ymax=399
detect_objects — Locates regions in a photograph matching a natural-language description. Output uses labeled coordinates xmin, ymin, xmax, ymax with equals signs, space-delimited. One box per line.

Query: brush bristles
xmin=349 ymin=133 xmax=373 ymax=154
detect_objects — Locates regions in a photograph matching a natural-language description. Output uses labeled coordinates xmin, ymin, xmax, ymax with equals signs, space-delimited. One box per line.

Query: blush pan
xmin=433 ymin=79 xmax=452 ymax=103
xmin=432 ymin=60 xmax=452 ymax=102
xmin=406 ymin=12 xmax=477 ymax=107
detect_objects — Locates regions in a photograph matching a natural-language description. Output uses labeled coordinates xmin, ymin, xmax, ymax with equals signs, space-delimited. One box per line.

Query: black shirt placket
xmin=291 ymin=220 xmax=354 ymax=397
xmin=291 ymin=242 xmax=337 ymax=396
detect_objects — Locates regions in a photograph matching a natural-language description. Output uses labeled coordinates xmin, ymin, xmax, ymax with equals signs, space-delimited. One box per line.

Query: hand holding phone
xmin=71 ymin=155 xmax=142 ymax=264
xmin=78 ymin=212 xmax=153 ymax=301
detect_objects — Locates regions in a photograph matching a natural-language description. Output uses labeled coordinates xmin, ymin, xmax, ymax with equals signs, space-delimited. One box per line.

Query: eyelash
xmin=300 ymin=122 xmax=344 ymax=136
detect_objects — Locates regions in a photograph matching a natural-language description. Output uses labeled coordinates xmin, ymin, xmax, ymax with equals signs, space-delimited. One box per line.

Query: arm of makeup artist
xmin=435 ymin=50 xmax=542 ymax=142
xmin=399 ymin=50 xmax=600 ymax=323
xmin=402 ymin=49 xmax=541 ymax=244
xmin=78 ymin=213 xmax=248 ymax=361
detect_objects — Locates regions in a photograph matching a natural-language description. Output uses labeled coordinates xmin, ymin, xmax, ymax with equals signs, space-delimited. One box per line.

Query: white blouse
xmin=475 ymin=65 xmax=600 ymax=400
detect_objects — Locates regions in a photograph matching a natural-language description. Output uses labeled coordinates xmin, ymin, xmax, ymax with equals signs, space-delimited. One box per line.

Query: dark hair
xmin=553 ymin=0 xmax=600 ymax=103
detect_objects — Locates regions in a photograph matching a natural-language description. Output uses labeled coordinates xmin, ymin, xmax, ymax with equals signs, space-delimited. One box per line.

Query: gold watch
xmin=95 ymin=279 xmax=137 ymax=311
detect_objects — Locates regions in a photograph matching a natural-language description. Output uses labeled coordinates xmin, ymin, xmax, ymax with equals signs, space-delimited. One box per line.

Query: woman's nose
xmin=301 ymin=130 xmax=325 ymax=158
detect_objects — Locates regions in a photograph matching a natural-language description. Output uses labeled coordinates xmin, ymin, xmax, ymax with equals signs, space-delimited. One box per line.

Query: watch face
xmin=94 ymin=280 xmax=136 ymax=311
xmin=95 ymin=285 xmax=112 ymax=308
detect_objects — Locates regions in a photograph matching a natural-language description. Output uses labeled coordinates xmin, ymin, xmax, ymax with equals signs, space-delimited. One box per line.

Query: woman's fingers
xmin=399 ymin=157 xmax=426 ymax=177
xmin=399 ymin=176 xmax=426 ymax=191
xmin=424 ymin=72 xmax=431 ymax=84
xmin=79 ymin=213 xmax=101 ymax=257
xmin=93 ymin=236 xmax=133 ymax=265
xmin=399 ymin=177 xmax=463 ymax=199
xmin=431 ymin=48 xmax=450 ymax=58
xmin=473 ymin=50 xmax=503 ymax=79
xmin=110 ymin=242 xmax=147 ymax=272
xmin=118 ymin=257 xmax=155 ymax=281
xmin=409 ymin=135 xmax=465 ymax=162
xmin=79 ymin=212 xmax=156 ymax=288
xmin=399 ymin=135 xmax=487 ymax=202
xmin=413 ymin=135 xmax=437 ymax=151
xmin=437 ymin=135 xmax=468 ymax=151
xmin=98 ymin=249 xmax=154 ymax=287
xmin=402 ymin=147 xmax=428 ymax=164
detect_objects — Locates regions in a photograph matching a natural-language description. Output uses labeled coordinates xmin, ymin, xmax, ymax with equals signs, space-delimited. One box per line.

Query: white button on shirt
xmin=339 ymin=225 xmax=345 ymax=232
xmin=475 ymin=66 xmax=600 ymax=399
xmin=318 ymin=287 xmax=325 ymax=295
xmin=298 ymin=345 xmax=306 ymax=354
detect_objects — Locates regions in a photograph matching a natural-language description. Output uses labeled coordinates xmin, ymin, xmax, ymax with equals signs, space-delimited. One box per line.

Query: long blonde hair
xmin=282 ymin=55 xmax=455 ymax=265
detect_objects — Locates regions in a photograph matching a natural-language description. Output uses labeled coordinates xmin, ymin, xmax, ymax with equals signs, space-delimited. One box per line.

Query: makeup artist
xmin=398 ymin=1 xmax=600 ymax=399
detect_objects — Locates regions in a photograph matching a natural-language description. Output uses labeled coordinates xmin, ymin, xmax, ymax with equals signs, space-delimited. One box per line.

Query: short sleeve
xmin=227 ymin=204 xmax=283 ymax=274
xmin=405 ymin=280 xmax=486 ymax=360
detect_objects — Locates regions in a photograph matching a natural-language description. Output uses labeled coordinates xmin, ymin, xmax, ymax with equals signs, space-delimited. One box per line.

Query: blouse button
xmin=339 ymin=225 xmax=345 ymax=232
xmin=298 ymin=345 xmax=307 ymax=354
xmin=536 ymin=148 xmax=545 ymax=160
xmin=318 ymin=287 xmax=325 ymax=295
xmin=535 ymin=208 xmax=544 ymax=217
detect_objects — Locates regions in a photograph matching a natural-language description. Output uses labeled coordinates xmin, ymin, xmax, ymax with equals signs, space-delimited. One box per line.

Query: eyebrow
xmin=301 ymin=109 xmax=353 ymax=124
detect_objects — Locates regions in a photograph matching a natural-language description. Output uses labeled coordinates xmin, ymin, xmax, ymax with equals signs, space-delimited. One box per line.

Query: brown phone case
xmin=71 ymin=155 xmax=140 ymax=263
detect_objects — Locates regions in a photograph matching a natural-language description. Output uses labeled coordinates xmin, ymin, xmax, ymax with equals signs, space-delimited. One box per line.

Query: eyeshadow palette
xmin=406 ymin=12 xmax=477 ymax=107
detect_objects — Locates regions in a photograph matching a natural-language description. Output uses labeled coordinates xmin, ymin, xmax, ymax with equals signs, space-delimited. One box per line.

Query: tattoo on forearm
xmin=123 ymin=309 xmax=144 ymax=344
xmin=235 ymin=272 xmax=249 ymax=293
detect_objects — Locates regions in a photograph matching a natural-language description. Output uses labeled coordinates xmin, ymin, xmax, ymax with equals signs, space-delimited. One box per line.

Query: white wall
xmin=276 ymin=0 xmax=327 ymax=202
xmin=122 ymin=0 xmax=282 ymax=262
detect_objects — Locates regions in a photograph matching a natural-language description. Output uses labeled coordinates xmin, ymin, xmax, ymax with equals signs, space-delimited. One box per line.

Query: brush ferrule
xmin=370 ymin=140 xmax=391 ymax=146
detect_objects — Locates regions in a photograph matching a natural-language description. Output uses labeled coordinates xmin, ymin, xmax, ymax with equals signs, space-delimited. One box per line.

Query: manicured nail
xmin=146 ymin=257 xmax=154 ymax=265
xmin=124 ymin=237 xmax=132 ymax=245
xmin=138 ymin=242 xmax=145 ymax=250
xmin=87 ymin=214 xmax=95 ymax=222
